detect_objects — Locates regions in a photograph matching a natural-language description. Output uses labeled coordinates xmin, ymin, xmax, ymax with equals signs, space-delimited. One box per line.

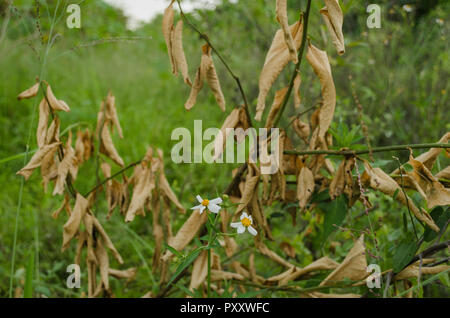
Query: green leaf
xmin=319 ymin=195 xmax=348 ymax=242
xmin=24 ymin=252 xmax=34 ymax=298
xmin=393 ymin=239 xmax=418 ymax=273
xmin=403 ymin=163 xmax=414 ymax=173
xmin=393 ymin=188 xmax=399 ymax=200
xmin=164 ymin=243 xmax=184 ymax=258
xmin=423 ymin=207 xmax=449 ymax=242
xmin=402 ymin=212 xmax=408 ymax=233
xmin=167 ymin=248 xmax=204 ymax=287
xmin=311 ymin=189 xmax=330 ymax=203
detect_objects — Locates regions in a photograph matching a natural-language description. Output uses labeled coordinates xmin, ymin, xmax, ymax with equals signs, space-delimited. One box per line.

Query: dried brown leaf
xmin=17 ymin=142 xmax=61 ymax=180
xmin=320 ymin=0 xmax=345 ymax=55
xmin=320 ymin=235 xmax=367 ymax=286
xmin=17 ymin=81 xmax=40 ymax=100
xmin=255 ymin=19 xmax=303 ymax=121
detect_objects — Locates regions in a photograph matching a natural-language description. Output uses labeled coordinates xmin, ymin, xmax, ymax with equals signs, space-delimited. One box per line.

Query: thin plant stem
xmin=284 ymin=143 xmax=449 ymax=156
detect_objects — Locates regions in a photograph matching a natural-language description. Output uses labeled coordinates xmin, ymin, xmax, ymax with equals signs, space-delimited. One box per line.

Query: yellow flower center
xmin=241 ymin=217 xmax=251 ymax=227
xmin=201 ymin=199 xmax=209 ymax=207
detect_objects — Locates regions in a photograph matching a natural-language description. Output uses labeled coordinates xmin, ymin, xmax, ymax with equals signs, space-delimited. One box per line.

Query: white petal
xmin=198 ymin=206 xmax=206 ymax=214
xmin=230 ymin=222 xmax=241 ymax=229
xmin=240 ymin=212 xmax=248 ymax=220
xmin=196 ymin=195 xmax=203 ymax=203
xmin=248 ymin=215 xmax=253 ymax=223
xmin=191 ymin=204 xmax=203 ymax=210
xmin=209 ymin=197 xmax=222 ymax=205
xmin=208 ymin=203 xmax=221 ymax=214
xmin=237 ymin=225 xmax=245 ymax=234
xmin=247 ymin=225 xmax=257 ymax=236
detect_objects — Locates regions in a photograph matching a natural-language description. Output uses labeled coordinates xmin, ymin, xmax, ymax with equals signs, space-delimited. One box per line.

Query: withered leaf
xmin=162 ymin=0 xmax=177 ymax=75
xmin=62 ymin=193 xmax=89 ymax=251
xmin=125 ymin=164 xmax=154 ymax=223
xmin=320 ymin=0 xmax=345 ymax=55
xmin=306 ymin=43 xmax=336 ymax=146
xmin=255 ymin=19 xmax=303 ymax=121
xmin=276 ymin=0 xmax=298 ymax=64
xmin=363 ymin=160 xmax=439 ymax=232
xmin=265 ymin=86 xmax=288 ymax=129
xmin=297 ymin=166 xmax=314 ymax=211
xmin=46 ymin=83 xmax=70 ymax=112
xmin=189 ymin=250 xmax=208 ymax=291
xmin=36 ymin=98 xmax=50 ymax=148
xmin=17 ymin=142 xmax=61 ymax=180
xmin=161 ymin=210 xmax=207 ymax=262
xmin=172 ymin=20 xmax=192 ymax=86
xmin=17 ymin=81 xmax=40 ymax=100
xmin=320 ymin=235 xmax=367 ymax=286
xmin=100 ymin=125 xmax=125 ymax=167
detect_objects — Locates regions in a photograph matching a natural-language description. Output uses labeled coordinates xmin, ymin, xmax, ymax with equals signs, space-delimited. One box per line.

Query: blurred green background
xmin=0 ymin=0 xmax=449 ymax=297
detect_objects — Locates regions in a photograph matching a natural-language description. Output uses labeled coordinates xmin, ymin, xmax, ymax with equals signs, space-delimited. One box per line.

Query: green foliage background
xmin=0 ymin=0 xmax=448 ymax=297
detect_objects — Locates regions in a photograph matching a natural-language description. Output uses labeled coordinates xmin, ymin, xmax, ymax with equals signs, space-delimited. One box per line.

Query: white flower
xmin=435 ymin=18 xmax=444 ymax=26
xmin=230 ymin=212 xmax=257 ymax=236
xmin=402 ymin=4 xmax=413 ymax=13
xmin=191 ymin=195 xmax=222 ymax=214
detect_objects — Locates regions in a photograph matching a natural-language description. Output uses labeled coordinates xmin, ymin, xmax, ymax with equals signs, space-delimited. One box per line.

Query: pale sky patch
xmin=103 ymin=0 xmax=235 ymax=29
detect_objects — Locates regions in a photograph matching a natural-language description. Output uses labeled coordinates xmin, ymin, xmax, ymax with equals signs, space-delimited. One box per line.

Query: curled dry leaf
xmin=125 ymin=163 xmax=154 ymax=222
xmin=265 ymin=86 xmax=288 ymax=129
xmin=95 ymin=238 xmax=110 ymax=291
xmin=276 ymin=0 xmax=298 ymax=64
xmin=329 ymin=157 xmax=354 ymax=199
xmin=108 ymin=268 xmax=137 ymax=281
xmin=100 ymin=125 xmax=124 ymax=167
xmin=185 ymin=44 xmax=225 ymax=111
xmin=62 ymin=193 xmax=89 ymax=251
xmin=293 ymin=118 xmax=310 ymax=144
xmin=293 ymin=72 xmax=302 ymax=109
xmin=236 ymin=164 xmax=260 ymax=214
xmin=189 ymin=250 xmax=208 ymax=291
xmin=45 ymin=117 xmax=60 ymax=145
xmin=106 ymin=91 xmax=123 ymax=139
xmin=297 ymin=166 xmax=314 ymax=211
xmin=407 ymin=155 xmax=450 ymax=209
xmin=211 ymin=270 xmax=245 ymax=282
xmin=17 ymin=142 xmax=61 ymax=180
xmin=306 ymin=43 xmax=336 ymax=147
xmin=161 ymin=210 xmax=208 ymax=262
xmin=91 ymin=213 xmax=124 ymax=264
xmin=320 ymin=235 xmax=367 ymax=286
xmin=162 ymin=0 xmax=177 ymax=75
xmin=279 ymin=257 xmax=339 ymax=286
xmin=46 ymin=83 xmax=70 ymax=112
xmin=255 ymin=19 xmax=303 ymax=121
xmin=37 ymin=98 xmax=50 ymax=148
xmin=362 ymin=160 xmax=439 ymax=232
xmin=17 ymin=81 xmax=40 ymax=100
xmin=395 ymin=260 xmax=450 ymax=281
xmin=53 ymin=138 xmax=77 ymax=196
xmin=320 ymin=0 xmax=345 ymax=55
xmin=408 ymin=132 xmax=450 ymax=170
xmin=172 ymin=20 xmax=192 ymax=86
xmin=255 ymin=237 xmax=295 ymax=269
